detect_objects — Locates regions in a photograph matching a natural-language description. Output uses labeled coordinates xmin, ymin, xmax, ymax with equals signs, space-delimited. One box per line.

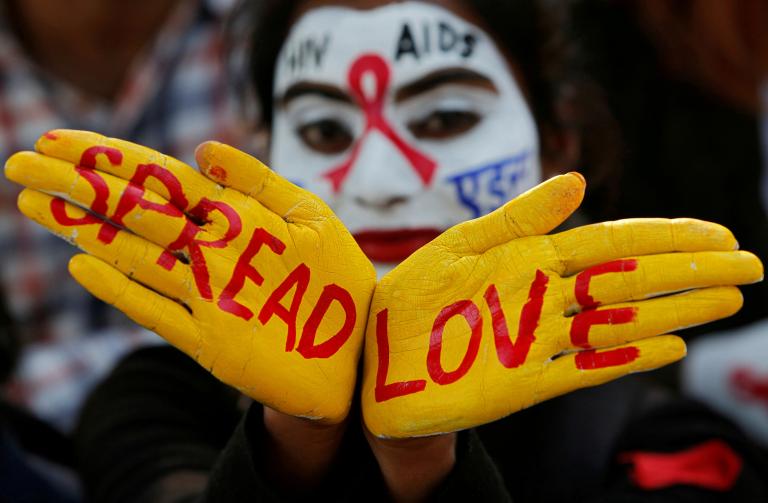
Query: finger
xmin=551 ymin=218 xmax=739 ymax=276
xmin=436 ymin=172 xmax=585 ymax=253
xmin=536 ymin=335 xmax=686 ymax=406
xmin=18 ymin=189 xmax=193 ymax=301
xmin=195 ymin=141 xmax=332 ymax=219
xmin=6 ymin=151 xmax=212 ymax=250
xmin=560 ymin=251 xmax=763 ymax=311
xmin=69 ymin=254 xmax=199 ymax=357
xmin=35 ymin=129 xmax=221 ymax=208
xmin=559 ymin=287 xmax=742 ymax=352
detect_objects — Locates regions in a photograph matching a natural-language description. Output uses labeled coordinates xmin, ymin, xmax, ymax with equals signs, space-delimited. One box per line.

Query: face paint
xmin=271 ymin=2 xmax=541 ymax=265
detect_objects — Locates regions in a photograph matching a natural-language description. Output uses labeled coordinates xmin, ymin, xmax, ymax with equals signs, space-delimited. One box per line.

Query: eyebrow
xmin=279 ymin=81 xmax=353 ymax=108
xmin=394 ymin=67 xmax=498 ymax=103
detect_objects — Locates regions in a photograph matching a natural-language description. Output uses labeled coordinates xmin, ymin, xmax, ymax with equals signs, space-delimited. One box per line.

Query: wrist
xmin=262 ymin=406 xmax=347 ymax=490
xmin=366 ymin=429 xmax=457 ymax=503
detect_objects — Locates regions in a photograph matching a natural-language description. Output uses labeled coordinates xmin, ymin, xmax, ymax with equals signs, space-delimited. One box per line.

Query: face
xmin=271 ymin=1 xmax=541 ymax=267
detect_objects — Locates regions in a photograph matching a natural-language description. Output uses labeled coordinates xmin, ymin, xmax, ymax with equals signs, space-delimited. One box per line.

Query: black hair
xmin=250 ymin=0 xmax=565 ymax=126
xmin=245 ymin=0 xmax=621 ymax=214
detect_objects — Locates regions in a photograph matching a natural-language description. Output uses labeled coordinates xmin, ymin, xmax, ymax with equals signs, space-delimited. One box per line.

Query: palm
xmin=6 ymin=130 xmax=376 ymax=422
xmin=363 ymin=174 xmax=762 ymax=437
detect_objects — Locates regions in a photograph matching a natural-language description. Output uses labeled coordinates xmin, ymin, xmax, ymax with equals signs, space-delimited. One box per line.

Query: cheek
xmin=416 ymin=110 xmax=542 ymax=220
xmin=268 ymin=119 xmax=340 ymax=199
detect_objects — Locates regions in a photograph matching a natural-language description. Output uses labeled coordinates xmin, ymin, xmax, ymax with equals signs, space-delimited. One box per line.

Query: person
xmin=4 ymin=0 xmax=768 ymax=501
xmin=568 ymin=0 xmax=768 ymax=449
xmin=0 ymin=0 xmax=257 ymax=430
xmin=0 ymin=288 xmax=79 ymax=502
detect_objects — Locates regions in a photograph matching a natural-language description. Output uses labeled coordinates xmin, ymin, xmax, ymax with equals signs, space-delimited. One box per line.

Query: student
xmin=5 ymin=0 xmax=767 ymax=501
xmin=0 ymin=0 xmax=254 ymax=431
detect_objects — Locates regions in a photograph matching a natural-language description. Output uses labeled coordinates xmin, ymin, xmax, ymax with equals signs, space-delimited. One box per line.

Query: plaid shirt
xmin=0 ymin=0 xmax=259 ymax=430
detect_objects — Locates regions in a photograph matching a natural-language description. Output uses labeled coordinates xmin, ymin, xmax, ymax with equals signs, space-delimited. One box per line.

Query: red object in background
xmin=620 ymin=440 xmax=742 ymax=491
xmin=730 ymin=367 xmax=768 ymax=410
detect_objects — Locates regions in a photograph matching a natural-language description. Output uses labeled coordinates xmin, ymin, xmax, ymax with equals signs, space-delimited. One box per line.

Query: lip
xmin=354 ymin=228 xmax=442 ymax=263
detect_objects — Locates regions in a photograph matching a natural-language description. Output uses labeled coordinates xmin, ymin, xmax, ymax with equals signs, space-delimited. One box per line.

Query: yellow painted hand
xmin=362 ymin=173 xmax=763 ymax=437
xmin=5 ymin=130 xmax=376 ymax=422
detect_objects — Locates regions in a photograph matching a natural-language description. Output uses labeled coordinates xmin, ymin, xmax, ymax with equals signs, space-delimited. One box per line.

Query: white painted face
xmin=271 ymin=2 xmax=541 ymax=265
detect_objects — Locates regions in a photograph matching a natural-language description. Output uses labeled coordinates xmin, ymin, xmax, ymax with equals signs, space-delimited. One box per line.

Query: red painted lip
xmin=354 ymin=229 xmax=442 ymax=263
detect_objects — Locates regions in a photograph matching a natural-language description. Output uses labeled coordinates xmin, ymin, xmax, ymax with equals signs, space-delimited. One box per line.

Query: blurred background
xmin=0 ymin=0 xmax=766 ymax=501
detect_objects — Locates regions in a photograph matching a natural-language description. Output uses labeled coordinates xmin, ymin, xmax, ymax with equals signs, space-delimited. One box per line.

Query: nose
xmin=343 ymin=131 xmax=423 ymax=211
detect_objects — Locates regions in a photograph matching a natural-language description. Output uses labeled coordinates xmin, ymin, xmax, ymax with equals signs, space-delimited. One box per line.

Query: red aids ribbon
xmin=322 ymin=53 xmax=437 ymax=192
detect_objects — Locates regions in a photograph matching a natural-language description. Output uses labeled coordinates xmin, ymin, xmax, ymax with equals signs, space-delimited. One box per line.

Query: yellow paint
xmin=6 ymin=130 xmax=376 ymax=423
xmin=361 ymin=174 xmax=763 ymax=437
xmin=4 ymin=131 xmax=763 ymax=437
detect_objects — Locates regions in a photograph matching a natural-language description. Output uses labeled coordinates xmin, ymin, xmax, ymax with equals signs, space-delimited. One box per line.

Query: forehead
xmin=274 ymin=2 xmax=504 ymax=94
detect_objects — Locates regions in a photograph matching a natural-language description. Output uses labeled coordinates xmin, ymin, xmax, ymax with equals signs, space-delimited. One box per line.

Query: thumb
xmin=439 ymin=172 xmax=585 ymax=253
xmin=195 ymin=141 xmax=329 ymax=218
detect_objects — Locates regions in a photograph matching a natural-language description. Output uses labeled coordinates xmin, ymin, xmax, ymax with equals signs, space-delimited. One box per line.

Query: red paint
xmin=574 ymin=259 xmax=638 ymax=309
xmin=208 ymin=165 xmax=228 ymax=183
xmin=47 ymin=147 xmax=232 ymax=296
xmin=575 ymin=347 xmax=640 ymax=369
xmin=323 ymin=53 xmax=437 ymax=192
xmin=78 ymin=146 xmax=123 ymax=172
xmin=730 ymin=368 xmax=768 ymax=409
xmin=485 ymin=270 xmax=549 ymax=369
xmin=50 ymin=149 xmax=213 ymax=281
xmin=108 ymin=162 xmax=189 ymax=245
xmin=570 ymin=305 xmax=638 ymax=369
xmin=374 ymin=309 xmax=427 ymax=402
xmin=97 ymin=183 xmax=144 ymax=244
xmin=570 ymin=259 xmax=641 ymax=370
xmin=132 ymin=163 xmax=190 ymax=208
xmin=43 ymin=131 xmax=58 ymax=140
xmin=158 ymin=198 xmax=242 ymax=298
xmin=620 ymin=440 xmax=742 ymax=491
xmin=50 ymin=166 xmax=110 ymax=226
xmin=159 ymin=221 xmax=199 ymax=270
xmin=570 ymin=307 xmax=638 ymax=348
xmin=353 ymin=228 xmax=441 ymax=263
xmin=218 ymin=228 xmax=286 ymax=319
xmin=101 ymin=163 xmax=189 ymax=244
xmin=296 ymin=284 xmax=356 ymax=359
xmin=184 ymin=199 xmax=242 ymax=297
xmin=54 ymin=147 xmax=122 ymax=240
xmin=258 ymin=263 xmax=311 ymax=352
xmin=50 ymin=197 xmax=99 ymax=226
xmin=427 ymin=300 xmax=482 ymax=385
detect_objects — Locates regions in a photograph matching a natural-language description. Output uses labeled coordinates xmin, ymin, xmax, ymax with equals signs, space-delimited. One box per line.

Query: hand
xmin=362 ymin=173 xmax=763 ymax=437
xmin=5 ymin=130 xmax=376 ymax=422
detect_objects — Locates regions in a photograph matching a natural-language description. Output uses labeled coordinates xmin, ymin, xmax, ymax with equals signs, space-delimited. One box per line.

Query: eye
xmin=407 ymin=110 xmax=481 ymax=140
xmin=296 ymin=119 xmax=354 ymax=155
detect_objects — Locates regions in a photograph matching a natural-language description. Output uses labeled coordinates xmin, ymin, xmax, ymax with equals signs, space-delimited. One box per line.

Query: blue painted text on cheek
xmin=445 ymin=150 xmax=533 ymax=218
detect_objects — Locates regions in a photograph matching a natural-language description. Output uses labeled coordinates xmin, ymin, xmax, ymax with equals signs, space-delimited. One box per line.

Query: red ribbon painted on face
xmin=322 ymin=53 xmax=437 ymax=192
